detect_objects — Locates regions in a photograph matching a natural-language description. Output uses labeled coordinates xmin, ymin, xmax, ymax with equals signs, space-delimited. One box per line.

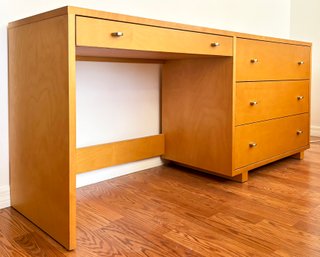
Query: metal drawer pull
xmin=297 ymin=96 xmax=304 ymax=100
xmin=296 ymin=130 xmax=303 ymax=135
xmin=298 ymin=61 xmax=304 ymax=65
xmin=250 ymin=101 xmax=258 ymax=106
xmin=211 ymin=42 xmax=220 ymax=47
xmin=250 ymin=58 xmax=259 ymax=63
xmin=111 ymin=32 xmax=124 ymax=37
xmin=249 ymin=142 xmax=257 ymax=148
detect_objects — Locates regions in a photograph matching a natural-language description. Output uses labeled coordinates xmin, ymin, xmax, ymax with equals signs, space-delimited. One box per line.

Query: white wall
xmin=75 ymin=61 xmax=162 ymax=188
xmin=290 ymin=0 xmax=320 ymax=136
xmin=0 ymin=0 xmax=291 ymax=208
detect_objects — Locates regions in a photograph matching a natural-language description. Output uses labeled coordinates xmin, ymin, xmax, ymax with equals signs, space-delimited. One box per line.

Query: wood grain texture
xmin=76 ymin=134 xmax=165 ymax=174
xmin=0 ymin=142 xmax=320 ymax=256
xmin=235 ymin=114 xmax=309 ymax=169
xmin=8 ymin=15 xmax=76 ymax=250
xmin=235 ymin=80 xmax=310 ymax=125
xmin=236 ymin=38 xmax=311 ymax=81
xmin=76 ymin=17 xmax=233 ymax=57
xmin=162 ymin=57 xmax=234 ymax=176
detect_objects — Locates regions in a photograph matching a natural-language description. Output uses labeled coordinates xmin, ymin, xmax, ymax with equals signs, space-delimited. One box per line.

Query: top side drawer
xmin=76 ymin=16 xmax=233 ymax=56
xmin=236 ymin=38 xmax=310 ymax=81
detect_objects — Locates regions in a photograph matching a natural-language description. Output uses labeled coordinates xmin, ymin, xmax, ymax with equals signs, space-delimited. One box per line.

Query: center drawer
xmin=235 ymin=114 xmax=309 ymax=169
xmin=235 ymin=80 xmax=309 ymax=125
xmin=236 ymin=38 xmax=310 ymax=81
xmin=76 ymin=16 xmax=233 ymax=56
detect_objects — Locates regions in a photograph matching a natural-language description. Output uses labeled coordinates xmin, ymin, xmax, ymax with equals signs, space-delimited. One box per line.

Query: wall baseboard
xmin=311 ymin=126 xmax=320 ymax=137
xmin=76 ymin=157 xmax=163 ymax=188
xmin=0 ymin=185 xmax=10 ymax=209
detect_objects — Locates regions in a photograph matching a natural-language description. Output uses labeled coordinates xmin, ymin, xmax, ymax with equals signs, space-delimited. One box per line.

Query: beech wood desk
xmin=8 ymin=6 xmax=311 ymax=250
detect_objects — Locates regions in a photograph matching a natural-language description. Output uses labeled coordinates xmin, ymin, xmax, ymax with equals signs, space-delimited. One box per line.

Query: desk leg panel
xmin=8 ymin=15 xmax=76 ymax=250
xmin=162 ymin=58 xmax=234 ymax=176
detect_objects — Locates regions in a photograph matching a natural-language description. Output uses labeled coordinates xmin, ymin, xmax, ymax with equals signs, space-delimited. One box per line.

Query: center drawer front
xmin=76 ymin=17 xmax=233 ymax=56
xmin=236 ymin=38 xmax=310 ymax=81
xmin=235 ymin=80 xmax=309 ymax=125
xmin=235 ymin=114 xmax=309 ymax=169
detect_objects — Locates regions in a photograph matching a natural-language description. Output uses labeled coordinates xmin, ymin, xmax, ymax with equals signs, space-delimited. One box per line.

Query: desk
xmin=8 ymin=6 xmax=311 ymax=250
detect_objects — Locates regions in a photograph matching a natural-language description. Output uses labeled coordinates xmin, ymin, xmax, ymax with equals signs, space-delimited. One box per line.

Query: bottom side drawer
xmin=235 ymin=114 xmax=309 ymax=169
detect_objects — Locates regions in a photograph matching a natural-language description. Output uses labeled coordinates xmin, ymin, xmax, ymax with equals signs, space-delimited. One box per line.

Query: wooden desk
xmin=8 ymin=6 xmax=311 ymax=250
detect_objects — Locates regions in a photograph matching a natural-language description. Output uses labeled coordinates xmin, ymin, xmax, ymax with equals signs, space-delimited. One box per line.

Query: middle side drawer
xmin=235 ymin=80 xmax=309 ymax=125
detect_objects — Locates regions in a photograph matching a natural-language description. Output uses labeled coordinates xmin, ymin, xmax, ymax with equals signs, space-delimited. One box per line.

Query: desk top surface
xmin=8 ymin=6 xmax=311 ymax=47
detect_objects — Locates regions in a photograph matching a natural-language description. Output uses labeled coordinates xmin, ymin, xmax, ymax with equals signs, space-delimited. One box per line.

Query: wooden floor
xmin=1 ymin=142 xmax=320 ymax=256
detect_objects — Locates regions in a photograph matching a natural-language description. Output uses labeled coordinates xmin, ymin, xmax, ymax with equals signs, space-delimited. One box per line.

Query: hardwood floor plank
xmin=96 ymin=220 xmax=202 ymax=257
xmin=76 ymin=200 xmax=123 ymax=231
xmin=164 ymin=230 xmax=253 ymax=257
xmin=160 ymin=210 xmax=275 ymax=256
xmin=293 ymin=220 xmax=320 ymax=237
xmin=208 ymin=213 xmax=320 ymax=256
xmin=69 ymin=226 xmax=130 ymax=257
xmin=14 ymin=232 xmax=66 ymax=256
xmin=0 ymin=208 xmax=34 ymax=238
xmin=0 ymin=231 xmax=31 ymax=257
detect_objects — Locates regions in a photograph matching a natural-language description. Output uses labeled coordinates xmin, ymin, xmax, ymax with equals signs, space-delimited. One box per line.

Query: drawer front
xmin=235 ymin=80 xmax=309 ymax=125
xmin=235 ymin=114 xmax=309 ymax=169
xmin=76 ymin=17 xmax=233 ymax=56
xmin=236 ymin=38 xmax=310 ymax=81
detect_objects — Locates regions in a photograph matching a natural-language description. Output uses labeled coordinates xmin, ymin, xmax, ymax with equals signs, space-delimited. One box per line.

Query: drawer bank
xmin=8 ymin=6 xmax=311 ymax=250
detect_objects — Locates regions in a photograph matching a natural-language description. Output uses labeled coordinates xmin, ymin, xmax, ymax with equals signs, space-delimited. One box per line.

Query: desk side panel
xmin=8 ymin=15 xmax=75 ymax=249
